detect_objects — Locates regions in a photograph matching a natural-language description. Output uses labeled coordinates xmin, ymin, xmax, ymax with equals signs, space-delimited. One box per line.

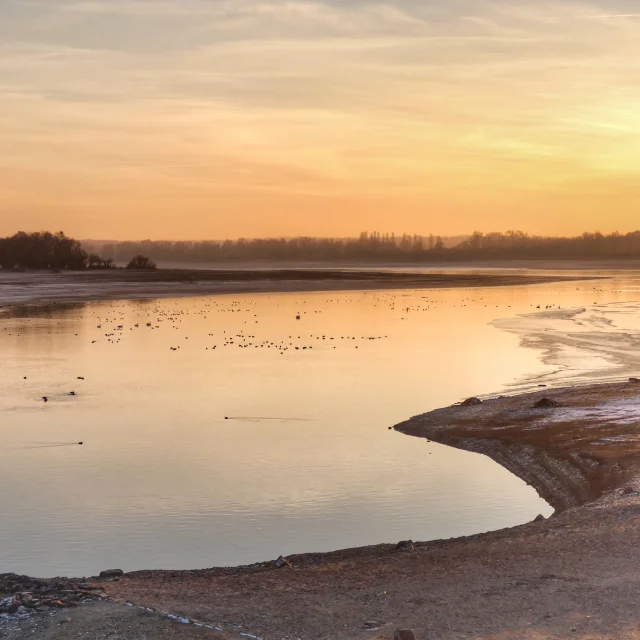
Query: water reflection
xmin=1 ymin=302 xmax=87 ymax=319
xmin=6 ymin=278 xmax=623 ymax=576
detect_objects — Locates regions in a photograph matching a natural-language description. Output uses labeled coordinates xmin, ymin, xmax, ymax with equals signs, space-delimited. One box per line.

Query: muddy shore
xmin=0 ymin=268 xmax=595 ymax=308
xmin=395 ymin=382 xmax=640 ymax=511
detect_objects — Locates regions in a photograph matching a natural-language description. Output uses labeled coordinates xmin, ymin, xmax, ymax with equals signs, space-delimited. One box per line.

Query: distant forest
xmin=0 ymin=231 xmax=113 ymax=270
xmin=5 ymin=230 xmax=640 ymax=270
xmin=96 ymin=231 xmax=640 ymax=264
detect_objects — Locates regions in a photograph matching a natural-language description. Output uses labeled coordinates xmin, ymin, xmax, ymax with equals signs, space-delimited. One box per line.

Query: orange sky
xmin=1 ymin=1 xmax=640 ymax=240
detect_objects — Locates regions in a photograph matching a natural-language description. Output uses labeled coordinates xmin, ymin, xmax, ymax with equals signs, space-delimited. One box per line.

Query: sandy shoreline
xmin=0 ymin=268 xmax=598 ymax=309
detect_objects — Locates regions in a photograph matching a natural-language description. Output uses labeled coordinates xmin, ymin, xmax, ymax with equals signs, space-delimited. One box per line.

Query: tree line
xmin=99 ymin=232 xmax=445 ymax=263
xmin=0 ymin=231 xmax=154 ymax=270
xmin=4 ymin=230 xmax=640 ymax=269
xmin=98 ymin=230 xmax=640 ymax=263
xmin=455 ymin=230 xmax=640 ymax=259
xmin=0 ymin=232 xmax=111 ymax=270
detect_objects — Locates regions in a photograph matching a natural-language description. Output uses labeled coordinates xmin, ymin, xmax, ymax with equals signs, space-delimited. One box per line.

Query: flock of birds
xmin=41 ymin=386 xmax=80 ymax=402
xmin=1 ymin=284 xmax=609 ymax=451
xmin=29 ymin=295 xmax=408 ymax=354
xmin=1 ymin=288 xmax=599 ymax=370
xmin=4 ymin=286 xmax=605 ymax=407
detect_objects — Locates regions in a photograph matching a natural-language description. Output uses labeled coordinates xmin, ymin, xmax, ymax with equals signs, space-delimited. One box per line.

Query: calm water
xmin=2 ymin=271 xmax=639 ymax=577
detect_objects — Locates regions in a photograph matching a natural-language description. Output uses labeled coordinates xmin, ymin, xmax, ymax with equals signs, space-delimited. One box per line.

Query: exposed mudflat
xmin=0 ymin=269 xmax=594 ymax=307
xmin=395 ymin=381 xmax=640 ymax=510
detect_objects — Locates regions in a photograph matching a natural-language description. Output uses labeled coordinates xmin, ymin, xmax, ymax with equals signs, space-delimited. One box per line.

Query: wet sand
xmin=0 ymin=269 xmax=595 ymax=308
xmin=81 ymin=382 xmax=640 ymax=640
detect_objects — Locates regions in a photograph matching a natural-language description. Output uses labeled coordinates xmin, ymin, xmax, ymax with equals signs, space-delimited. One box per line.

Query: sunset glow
xmin=2 ymin=0 xmax=640 ymax=239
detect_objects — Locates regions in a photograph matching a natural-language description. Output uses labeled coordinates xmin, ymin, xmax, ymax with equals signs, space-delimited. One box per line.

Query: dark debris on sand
xmin=0 ymin=574 xmax=106 ymax=617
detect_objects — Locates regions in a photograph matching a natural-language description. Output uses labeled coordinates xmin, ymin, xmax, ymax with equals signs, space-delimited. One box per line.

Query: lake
xmin=2 ymin=269 xmax=638 ymax=577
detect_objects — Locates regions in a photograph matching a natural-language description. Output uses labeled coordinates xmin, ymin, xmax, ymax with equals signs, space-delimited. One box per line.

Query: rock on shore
xmin=0 ymin=574 xmax=105 ymax=619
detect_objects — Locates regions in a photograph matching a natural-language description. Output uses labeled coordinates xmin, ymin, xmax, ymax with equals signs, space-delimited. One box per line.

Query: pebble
xmin=396 ymin=540 xmax=414 ymax=551
xmin=394 ymin=630 xmax=416 ymax=640
xmin=98 ymin=569 xmax=124 ymax=579
xmin=363 ymin=621 xmax=382 ymax=629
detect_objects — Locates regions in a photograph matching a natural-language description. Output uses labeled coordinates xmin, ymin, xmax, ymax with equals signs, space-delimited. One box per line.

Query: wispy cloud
xmin=586 ymin=13 xmax=640 ymax=18
xmin=1 ymin=0 xmax=640 ymax=237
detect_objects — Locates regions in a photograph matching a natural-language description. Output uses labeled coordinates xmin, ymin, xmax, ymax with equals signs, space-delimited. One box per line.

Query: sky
xmin=1 ymin=0 xmax=640 ymax=240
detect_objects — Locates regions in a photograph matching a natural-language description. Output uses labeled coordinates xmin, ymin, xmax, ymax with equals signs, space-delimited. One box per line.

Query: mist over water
xmin=3 ymin=269 xmax=638 ymax=577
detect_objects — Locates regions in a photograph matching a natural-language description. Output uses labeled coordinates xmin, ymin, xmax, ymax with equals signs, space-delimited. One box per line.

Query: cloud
xmin=1 ymin=0 xmax=640 ymax=237
xmin=586 ymin=13 xmax=640 ymax=18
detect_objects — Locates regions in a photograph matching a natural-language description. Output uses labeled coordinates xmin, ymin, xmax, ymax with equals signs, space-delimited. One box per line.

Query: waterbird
xmin=42 ymin=396 xmax=48 ymax=402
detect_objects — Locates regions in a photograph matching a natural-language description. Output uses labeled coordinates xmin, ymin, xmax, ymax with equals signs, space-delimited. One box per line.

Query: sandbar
xmin=0 ymin=268 xmax=598 ymax=308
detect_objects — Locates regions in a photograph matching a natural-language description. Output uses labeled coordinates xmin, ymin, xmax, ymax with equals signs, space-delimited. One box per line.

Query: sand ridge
xmin=0 ymin=269 xmax=598 ymax=308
